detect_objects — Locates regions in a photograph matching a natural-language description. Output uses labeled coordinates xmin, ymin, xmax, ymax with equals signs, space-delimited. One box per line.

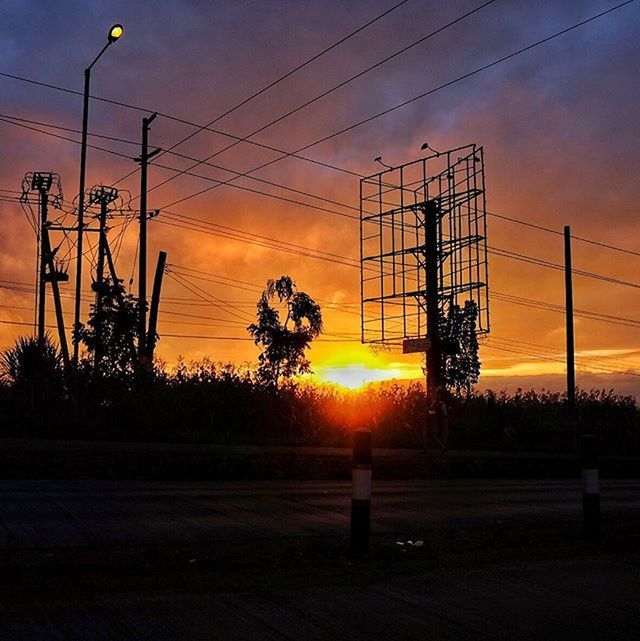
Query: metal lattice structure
xmin=360 ymin=144 xmax=489 ymax=348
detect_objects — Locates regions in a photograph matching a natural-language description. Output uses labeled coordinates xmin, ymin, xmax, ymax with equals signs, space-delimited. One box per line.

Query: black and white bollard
xmin=351 ymin=428 xmax=372 ymax=555
xmin=581 ymin=434 xmax=600 ymax=537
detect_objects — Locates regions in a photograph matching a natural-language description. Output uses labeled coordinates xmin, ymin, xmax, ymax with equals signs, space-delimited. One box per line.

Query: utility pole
xmin=37 ymin=187 xmax=48 ymax=341
xmin=38 ymin=198 xmax=69 ymax=368
xmin=93 ymin=198 xmax=109 ymax=369
xmin=145 ymin=250 xmax=167 ymax=369
xmin=103 ymin=240 xmax=137 ymax=360
xmin=30 ymin=172 xmax=70 ymax=366
xmin=564 ymin=225 xmax=577 ymax=450
xmin=135 ymin=112 xmax=160 ymax=358
xmin=87 ymin=185 xmax=118 ymax=369
xmin=424 ymin=200 xmax=443 ymax=449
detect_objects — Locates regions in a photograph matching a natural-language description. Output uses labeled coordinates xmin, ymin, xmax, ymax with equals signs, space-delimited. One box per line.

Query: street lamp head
xmin=108 ymin=24 xmax=124 ymax=44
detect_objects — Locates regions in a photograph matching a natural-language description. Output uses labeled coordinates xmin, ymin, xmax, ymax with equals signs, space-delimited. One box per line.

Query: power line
xmin=483 ymin=341 xmax=640 ymax=379
xmin=494 ymin=292 xmax=640 ymax=330
xmin=5 ymin=116 xmax=637 ymax=294
xmin=161 ymin=332 xmax=358 ymax=343
xmin=167 ymin=266 xmax=366 ymax=319
xmin=487 ymin=211 xmax=640 ymax=259
xmin=3 ymin=1 xmax=632 ymax=214
xmin=0 ymin=70 xmax=362 ymax=179
xmin=0 ymin=117 xmax=360 ymax=221
xmin=487 ymin=335 xmax=640 ymax=372
xmin=158 ymin=210 xmax=640 ymax=291
xmin=165 ymin=271 xmax=254 ymax=323
xmin=166 ymin=263 xmax=640 ymax=335
xmin=143 ymin=0 xmax=498 ymax=200
xmin=113 ymin=0 xmax=413 ymax=187
xmin=4 ymin=97 xmax=640 ymax=262
xmin=158 ymin=0 xmax=637 ymax=211
xmin=489 ymin=246 xmax=640 ymax=289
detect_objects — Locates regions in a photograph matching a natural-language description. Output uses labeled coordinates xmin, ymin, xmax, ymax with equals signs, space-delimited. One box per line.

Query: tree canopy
xmin=247 ymin=276 xmax=323 ymax=388
xmin=439 ymin=300 xmax=481 ymax=396
xmin=76 ymin=279 xmax=140 ymax=378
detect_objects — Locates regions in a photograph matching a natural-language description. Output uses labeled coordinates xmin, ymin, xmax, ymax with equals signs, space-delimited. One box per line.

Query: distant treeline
xmin=0 ymin=356 xmax=638 ymax=453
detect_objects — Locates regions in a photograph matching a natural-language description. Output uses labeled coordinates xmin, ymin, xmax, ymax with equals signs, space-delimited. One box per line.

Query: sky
xmin=1 ymin=0 xmax=640 ymax=393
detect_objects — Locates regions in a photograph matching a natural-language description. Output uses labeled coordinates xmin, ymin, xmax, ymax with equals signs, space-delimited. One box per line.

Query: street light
xmin=108 ymin=24 xmax=124 ymax=43
xmin=72 ymin=24 xmax=124 ymax=364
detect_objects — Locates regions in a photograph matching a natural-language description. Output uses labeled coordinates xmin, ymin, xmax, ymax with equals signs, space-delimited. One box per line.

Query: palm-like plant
xmin=0 ymin=334 xmax=64 ymax=411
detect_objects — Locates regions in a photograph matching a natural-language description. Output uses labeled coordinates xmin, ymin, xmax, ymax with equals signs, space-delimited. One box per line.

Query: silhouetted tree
xmin=248 ymin=276 xmax=323 ymax=389
xmin=76 ymin=279 xmax=139 ymax=379
xmin=440 ymin=300 xmax=481 ymax=397
xmin=0 ymin=333 xmax=65 ymax=412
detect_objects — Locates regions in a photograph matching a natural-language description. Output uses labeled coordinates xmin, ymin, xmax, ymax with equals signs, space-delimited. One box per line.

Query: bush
xmin=0 ymin=349 xmax=637 ymax=453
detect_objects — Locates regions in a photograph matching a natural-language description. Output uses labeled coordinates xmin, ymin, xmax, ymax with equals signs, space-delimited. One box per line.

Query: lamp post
xmin=72 ymin=23 xmax=124 ymax=364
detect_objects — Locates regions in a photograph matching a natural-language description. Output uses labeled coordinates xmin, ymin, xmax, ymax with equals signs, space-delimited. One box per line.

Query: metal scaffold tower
xmin=360 ymin=143 xmax=490 ymax=406
xmin=21 ymin=171 xmax=70 ymax=366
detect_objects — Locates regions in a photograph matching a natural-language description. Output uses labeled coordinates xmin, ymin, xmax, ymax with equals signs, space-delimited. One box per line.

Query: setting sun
xmin=312 ymin=347 xmax=423 ymax=390
xmin=314 ymin=364 xmax=410 ymax=390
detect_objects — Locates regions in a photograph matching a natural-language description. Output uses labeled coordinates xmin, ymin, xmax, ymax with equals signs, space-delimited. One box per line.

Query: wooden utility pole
xmin=136 ymin=112 xmax=160 ymax=357
xmin=145 ymin=250 xmax=167 ymax=368
xmin=564 ymin=225 xmax=577 ymax=449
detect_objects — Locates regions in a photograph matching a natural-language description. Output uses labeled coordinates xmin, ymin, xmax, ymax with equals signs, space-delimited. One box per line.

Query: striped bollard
xmin=351 ymin=428 xmax=372 ymax=555
xmin=581 ymin=434 xmax=600 ymax=537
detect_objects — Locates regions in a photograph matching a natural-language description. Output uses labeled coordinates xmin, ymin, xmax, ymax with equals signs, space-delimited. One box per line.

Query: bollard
xmin=351 ymin=428 xmax=372 ymax=555
xmin=581 ymin=434 xmax=600 ymax=537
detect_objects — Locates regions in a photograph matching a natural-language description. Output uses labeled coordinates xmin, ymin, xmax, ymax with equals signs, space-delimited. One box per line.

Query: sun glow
xmin=312 ymin=348 xmax=423 ymax=390
xmin=315 ymin=365 xmax=412 ymax=390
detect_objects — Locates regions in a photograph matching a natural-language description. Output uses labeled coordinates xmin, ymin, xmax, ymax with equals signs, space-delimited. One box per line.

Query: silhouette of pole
xmin=72 ymin=68 xmax=90 ymax=364
xmin=145 ymin=250 xmax=167 ymax=368
xmin=564 ymin=225 xmax=576 ymax=449
xmin=136 ymin=112 xmax=159 ymax=357
xmin=40 ymin=205 xmax=70 ymax=368
xmin=73 ymin=25 xmax=124 ymax=364
xmin=93 ymin=199 xmax=108 ymax=369
xmin=37 ymin=188 xmax=48 ymax=341
xmin=424 ymin=200 xmax=443 ymax=449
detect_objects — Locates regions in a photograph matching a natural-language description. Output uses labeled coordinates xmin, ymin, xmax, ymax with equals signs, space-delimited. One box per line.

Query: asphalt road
xmin=1 ymin=478 xmax=639 ymax=549
xmin=1 ymin=479 xmax=639 ymax=639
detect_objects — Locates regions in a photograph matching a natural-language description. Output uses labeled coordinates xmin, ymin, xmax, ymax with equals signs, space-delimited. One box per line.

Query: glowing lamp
xmin=108 ymin=24 xmax=124 ymax=43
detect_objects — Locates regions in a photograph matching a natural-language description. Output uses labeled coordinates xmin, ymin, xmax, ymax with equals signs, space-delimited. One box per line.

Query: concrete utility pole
xmin=37 ymin=188 xmax=48 ymax=341
xmin=424 ymin=200 xmax=443 ymax=447
xmin=145 ymin=250 xmax=167 ymax=369
xmin=93 ymin=198 xmax=109 ymax=369
xmin=135 ymin=112 xmax=160 ymax=357
xmin=564 ymin=225 xmax=577 ymax=449
xmin=30 ymin=172 xmax=69 ymax=366
xmin=42 ymin=220 xmax=70 ymax=367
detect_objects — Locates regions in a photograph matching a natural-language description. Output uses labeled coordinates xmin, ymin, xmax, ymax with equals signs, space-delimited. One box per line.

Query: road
xmin=1 ymin=479 xmax=639 ymax=639
xmin=1 ymin=478 xmax=639 ymax=548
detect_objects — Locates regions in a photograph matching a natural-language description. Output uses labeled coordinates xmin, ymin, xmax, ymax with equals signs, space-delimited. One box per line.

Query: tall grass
xmin=0 ymin=355 xmax=637 ymax=453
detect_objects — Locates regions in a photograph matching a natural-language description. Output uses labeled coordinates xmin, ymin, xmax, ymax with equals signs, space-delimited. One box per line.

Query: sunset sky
xmin=1 ymin=0 xmax=640 ymax=393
